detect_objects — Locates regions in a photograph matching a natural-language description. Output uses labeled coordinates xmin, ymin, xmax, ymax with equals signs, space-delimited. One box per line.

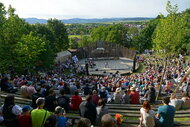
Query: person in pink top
xmin=129 ymin=87 xmax=139 ymax=104
xmin=27 ymin=81 xmax=37 ymax=99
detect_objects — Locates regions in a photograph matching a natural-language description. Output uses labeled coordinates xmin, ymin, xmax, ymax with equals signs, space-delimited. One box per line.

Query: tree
xmin=132 ymin=18 xmax=159 ymax=52
xmin=78 ymin=36 xmax=91 ymax=47
xmin=69 ymin=38 xmax=78 ymax=49
xmin=47 ymin=19 xmax=69 ymax=52
xmin=0 ymin=5 xmax=29 ymax=73
xmin=15 ymin=32 xmax=47 ymax=73
xmin=153 ymin=1 xmax=180 ymax=99
xmin=90 ymin=24 xmax=129 ymax=46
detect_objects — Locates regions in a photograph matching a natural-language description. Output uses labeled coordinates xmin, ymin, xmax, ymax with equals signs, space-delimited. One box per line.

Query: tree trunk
xmin=173 ymin=68 xmax=190 ymax=95
xmin=156 ymin=57 xmax=168 ymax=101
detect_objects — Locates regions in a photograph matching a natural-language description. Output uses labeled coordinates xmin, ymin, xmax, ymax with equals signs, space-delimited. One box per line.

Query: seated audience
xmin=113 ymin=88 xmax=122 ymax=103
xmin=169 ymin=94 xmax=183 ymax=110
xmin=121 ymin=89 xmax=130 ymax=104
xmin=181 ymin=93 xmax=190 ymax=109
xmin=57 ymin=89 xmax=70 ymax=113
xmin=130 ymin=87 xmax=139 ymax=104
xmin=70 ymin=90 xmax=82 ymax=110
xmin=92 ymin=90 xmax=100 ymax=106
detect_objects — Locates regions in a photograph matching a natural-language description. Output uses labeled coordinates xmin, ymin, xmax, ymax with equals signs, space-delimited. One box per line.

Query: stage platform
xmin=78 ymin=57 xmax=134 ymax=76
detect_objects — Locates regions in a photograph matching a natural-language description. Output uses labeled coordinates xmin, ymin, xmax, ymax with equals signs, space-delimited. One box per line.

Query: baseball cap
xmin=22 ymin=105 xmax=33 ymax=112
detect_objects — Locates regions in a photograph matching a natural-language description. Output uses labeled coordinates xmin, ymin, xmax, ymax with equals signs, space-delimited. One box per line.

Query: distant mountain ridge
xmin=24 ymin=17 xmax=153 ymax=24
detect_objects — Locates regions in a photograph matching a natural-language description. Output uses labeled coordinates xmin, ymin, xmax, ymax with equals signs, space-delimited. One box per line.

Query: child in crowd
xmin=55 ymin=106 xmax=69 ymax=127
xmin=19 ymin=105 xmax=33 ymax=127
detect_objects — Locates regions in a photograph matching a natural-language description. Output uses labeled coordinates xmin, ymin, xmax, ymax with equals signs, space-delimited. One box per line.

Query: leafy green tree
xmin=15 ymin=32 xmax=47 ymax=73
xmin=132 ymin=18 xmax=159 ymax=52
xmin=0 ymin=5 xmax=29 ymax=73
xmin=69 ymin=38 xmax=78 ymax=49
xmin=47 ymin=19 xmax=69 ymax=52
xmin=91 ymin=24 xmax=129 ymax=46
xmin=78 ymin=36 xmax=91 ymax=47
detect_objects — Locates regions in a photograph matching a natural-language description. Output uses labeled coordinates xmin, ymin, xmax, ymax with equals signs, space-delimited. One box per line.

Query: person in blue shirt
xmin=156 ymin=97 xmax=176 ymax=127
xmin=55 ymin=106 xmax=68 ymax=127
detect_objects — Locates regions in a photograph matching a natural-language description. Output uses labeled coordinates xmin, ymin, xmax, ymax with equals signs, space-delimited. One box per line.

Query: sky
xmin=1 ymin=0 xmax=190 ymax=19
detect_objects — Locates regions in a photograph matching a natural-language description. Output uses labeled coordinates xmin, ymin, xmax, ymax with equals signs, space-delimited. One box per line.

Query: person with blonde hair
xmin=101 ymin=114 xmax=115 ymax=127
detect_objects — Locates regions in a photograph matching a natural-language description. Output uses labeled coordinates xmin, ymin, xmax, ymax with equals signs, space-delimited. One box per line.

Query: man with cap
xmin=19 ymin=105 xmax=33 ymax=127
xmin=31 ymin=97 xmax=51 ymax=127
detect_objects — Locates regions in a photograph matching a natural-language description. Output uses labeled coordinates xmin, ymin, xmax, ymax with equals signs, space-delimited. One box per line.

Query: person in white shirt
xmin=139 ymin=101 xmax=155 ymax=127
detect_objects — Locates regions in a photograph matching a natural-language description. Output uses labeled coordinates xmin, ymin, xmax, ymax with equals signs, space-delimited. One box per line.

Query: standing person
xmin=57 ymin=89 xmax=70 ymax=113
xmin=1 ymin=95 xmax=22 ymax=127
xmin=138 ymin=101 xmax=155 ymax=127
xmin=96 ymin=99 xmax=109 ymax=125
xmin=156 ymin=97 xmax=176 ymax=127
xmin=31 ymin=97 xmax=51 ymax=127
xmin=19 ymin=105 xmax=33 ymax=127
xmin=83 ymin=95 xmax=97 ymax=125
xmin=45 ymin=89 xmax=57 ymax=112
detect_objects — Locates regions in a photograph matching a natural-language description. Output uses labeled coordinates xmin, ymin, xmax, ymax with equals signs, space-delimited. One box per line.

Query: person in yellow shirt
xmin=31 ymin=97 xmax=51 ymax=127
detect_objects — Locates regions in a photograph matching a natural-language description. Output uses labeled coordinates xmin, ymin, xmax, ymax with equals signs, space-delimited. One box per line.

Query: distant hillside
xmin=24 ymin=17 xmax=153 ymax=24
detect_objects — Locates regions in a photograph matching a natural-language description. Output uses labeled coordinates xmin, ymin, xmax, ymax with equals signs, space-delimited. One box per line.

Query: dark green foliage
xmin=0 ymin=3 xmax=68 ymax=74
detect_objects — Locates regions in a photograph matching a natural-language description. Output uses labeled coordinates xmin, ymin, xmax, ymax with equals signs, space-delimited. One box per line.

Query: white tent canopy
xmin=55 ymin=50 xmax=72 ymax=63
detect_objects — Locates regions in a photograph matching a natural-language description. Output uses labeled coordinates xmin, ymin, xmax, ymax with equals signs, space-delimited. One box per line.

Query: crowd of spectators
xmin=0 ymin=54 xmax=190 ymax=127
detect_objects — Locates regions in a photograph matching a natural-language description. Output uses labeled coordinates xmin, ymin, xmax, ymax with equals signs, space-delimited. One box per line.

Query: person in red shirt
xmin=92 ymin=90 xmax=100 ymax=106
xmin=70 ymin=90 xmax=82 ymax=110
xmin=129 ymin=87 xmax=139 ymax=104
xmin=19 ymin=105 xmax=33 ymax=127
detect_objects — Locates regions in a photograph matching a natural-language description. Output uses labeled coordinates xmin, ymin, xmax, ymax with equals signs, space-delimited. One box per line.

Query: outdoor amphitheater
xmin=74 ymin=42 xmax=137 ymax=76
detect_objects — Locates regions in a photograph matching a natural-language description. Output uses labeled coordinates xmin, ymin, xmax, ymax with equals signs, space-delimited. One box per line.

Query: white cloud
xmin=1 ymin=0 xmax=189 ymax=19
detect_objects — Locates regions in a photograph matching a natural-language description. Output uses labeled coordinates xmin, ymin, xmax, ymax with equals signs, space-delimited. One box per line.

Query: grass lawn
xmin=175 ymin=117 xmax=190 ymax=121
xmin=134 ymin=62 xmax=146 ymax=74
xmin=69 ymin=35 xmax=82 ymax=39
